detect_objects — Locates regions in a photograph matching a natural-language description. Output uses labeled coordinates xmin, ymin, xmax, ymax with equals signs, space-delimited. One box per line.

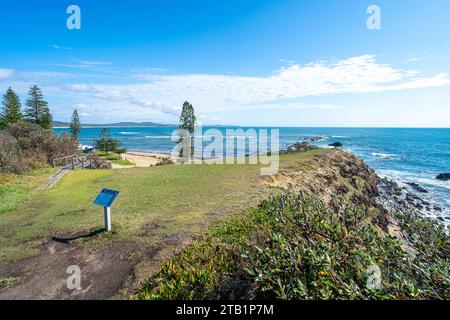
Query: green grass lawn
xmin=0 ymin=149 xmax=327 ymax=265
xmin=111 ymin=159 xmax=134 ymax=166
xmin=0 ymin=168 xmax=57 ymax=215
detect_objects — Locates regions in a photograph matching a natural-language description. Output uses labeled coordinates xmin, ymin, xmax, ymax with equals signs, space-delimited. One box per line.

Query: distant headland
xmin=53 ymin=120 xmax=176 ymax=128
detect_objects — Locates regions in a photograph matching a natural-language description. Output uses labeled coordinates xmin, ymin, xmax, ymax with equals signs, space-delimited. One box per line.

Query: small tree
xmin=179 ymin=101 xmax=196 ymax=134
xmin=178 ymin=101 xmax=196 ymax=158
xmin=0 ymin=87 xmax=22 ymax=129
xmin=24 ymin=85 xmax=53 ymax=129
xmin=115 ymin=148 xmax=127 ymax=159
xmin=70 ymin=110 xmax=81 ymax=140
xmin=95 ymin=128 xmax=120 ymax=155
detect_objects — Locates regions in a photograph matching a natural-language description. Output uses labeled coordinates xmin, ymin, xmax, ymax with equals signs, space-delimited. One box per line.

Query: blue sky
xmin=1 ymin=0 xmax=449 ymax=126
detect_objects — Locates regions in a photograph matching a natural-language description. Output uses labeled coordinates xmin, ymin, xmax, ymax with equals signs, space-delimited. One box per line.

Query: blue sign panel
xmin=93 ymin=189 xmax=120 ymax=207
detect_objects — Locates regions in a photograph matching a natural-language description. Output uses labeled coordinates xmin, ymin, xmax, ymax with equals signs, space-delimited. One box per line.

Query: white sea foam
xmin=370 ymin=152 xmax=400 ymax=159
xmin=144 ymin=135 xmax=171 ymax=139
xmin=118 ymin=132 xmax=139 ymax=135
xmin=416 ymin=178 xmax=450 ymax=190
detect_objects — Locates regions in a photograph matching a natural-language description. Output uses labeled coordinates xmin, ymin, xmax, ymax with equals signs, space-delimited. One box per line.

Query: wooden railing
xmin=52 ymin=153 xmax=96 ymax=170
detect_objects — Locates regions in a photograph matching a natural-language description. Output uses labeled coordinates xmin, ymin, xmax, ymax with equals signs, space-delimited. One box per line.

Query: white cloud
xmin=406 ymin=57 xmax=420 ymax=63
xmin=64 ymin=55 xmax=450 ymax=118
xmin=0 ymin=68 xmax=15 ymax=80
xmin=3 ymin=55 xmax=450 ymax=124
xmin=74 ymin=59 xmax=113 ymax=66
xmin=52 ymin=44 xmax=72 ymax=50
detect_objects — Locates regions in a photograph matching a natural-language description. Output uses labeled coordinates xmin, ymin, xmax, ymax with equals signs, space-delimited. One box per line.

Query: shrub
xmin=138 ymin=193 xmax=449 ymax=300
xmin=92 ymin=155 xmax=112 ymax=169
xmin=155 ymin=157 xmax=174 ymax=166
xmin=0 ymin=132 xmax=26 ymax=174
xmin=0 ymin=121 xmax=77 ymax=173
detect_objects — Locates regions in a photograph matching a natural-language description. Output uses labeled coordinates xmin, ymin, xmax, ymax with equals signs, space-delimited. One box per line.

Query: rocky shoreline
xmin=282 ymin=139 xmax=450 ymax=229
xmin=377 ymin=178 xmax=448 ymax=223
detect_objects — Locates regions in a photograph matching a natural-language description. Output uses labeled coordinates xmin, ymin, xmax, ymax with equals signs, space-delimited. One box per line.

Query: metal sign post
xmin=93 ymin=189 xmax=120 ymax=232
xmin=104 ymin=206 xmax=112 ymax=232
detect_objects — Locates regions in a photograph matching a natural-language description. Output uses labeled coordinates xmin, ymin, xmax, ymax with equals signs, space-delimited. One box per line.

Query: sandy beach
xmin=124 ymin=151 xmax=171 ymax=167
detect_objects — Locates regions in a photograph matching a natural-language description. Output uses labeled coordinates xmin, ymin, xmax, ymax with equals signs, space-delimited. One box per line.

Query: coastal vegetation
xmin=138 ymin=193 xmax=449 ymax=300
xmin=95 ymin=128 xmax=121 ymax=155
xmin=69 ymin=110 xmax=81 ymax=141
xmin=0 ymin=88 xmax=22 ymax=129
xmin=177 ymin=101 xmax=196 ymax=158
xmin=0 ymin=143 xmax=448 ymax=300
xmin=94 ymin=150 xmax=134 ymax=166
xmin=24 ymin=85 xmax=53 ymax=130
xmin=0 ymin=86 xmax=77 ymax=174
xmin=0 ymin=122 xmax=77 ymax=174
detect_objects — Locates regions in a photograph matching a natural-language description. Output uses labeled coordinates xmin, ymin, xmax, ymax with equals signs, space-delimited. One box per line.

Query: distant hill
xmin=53 ymin=121 xmax=175 ymax=128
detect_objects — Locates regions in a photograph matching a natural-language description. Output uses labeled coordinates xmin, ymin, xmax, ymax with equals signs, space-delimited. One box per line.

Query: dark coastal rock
xmin=304 ymin=136 xmax=329 ymax=142
xmin=436 ymin=173 xmax=450 ymax=181
xmin=284 ymin=141 xmax=318 ymax=153
xmin=378 ymin=178 xmax=404 ymax=197
xmin=328 ymin=142 xmax=343 ymax=148
xmin=377 ymin=176 xmax=447 ymax=227
xmin=406 ymin=182 xmax=428 ymax=193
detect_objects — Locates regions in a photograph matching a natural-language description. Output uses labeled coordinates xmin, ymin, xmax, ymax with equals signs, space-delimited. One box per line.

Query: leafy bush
xmin=95 ymin=151 xmax=108 ymax=157
xmin=91 ymin=155 xmax=112 ymax=169
xmin=111 ymin=159 xmax=134 ymax=166
xmin=0 ymin=122 xmax=77 ymax=173
xmin=137 ymin=193 xmax=449 ymax=300
xmin=106 ymin=154 xmax=119 ymax=161
xmin=155 ymin=157 xmax=174 ymax=166
xmin=0 ymin=132 xmax=26 ymax=174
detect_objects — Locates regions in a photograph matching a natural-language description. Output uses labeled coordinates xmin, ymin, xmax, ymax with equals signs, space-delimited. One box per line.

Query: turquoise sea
xmin=55 ymin=126 xmax=450 ymax=219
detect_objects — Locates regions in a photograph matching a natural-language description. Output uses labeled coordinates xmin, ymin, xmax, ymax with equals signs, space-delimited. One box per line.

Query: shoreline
xmin=124 ymin=151 xmax=170 ymax=167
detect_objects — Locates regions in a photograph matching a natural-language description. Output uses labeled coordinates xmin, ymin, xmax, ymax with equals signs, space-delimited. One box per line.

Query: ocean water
xmin=54 ymin=126 xmax=450 ymax=218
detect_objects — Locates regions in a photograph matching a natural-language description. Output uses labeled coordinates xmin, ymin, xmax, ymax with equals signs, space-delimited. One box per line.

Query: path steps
xmin=42 ymin=169 xmax=69 ymax=189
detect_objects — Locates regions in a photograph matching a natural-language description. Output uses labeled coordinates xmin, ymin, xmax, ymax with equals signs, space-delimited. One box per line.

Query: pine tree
xmin=70 ymin=110 xmax=81 ymax=140
xmin=179 ymin=101 xmax=196 ymax=134
xmin=39 ymin=108 xmax=53 ymax=129
xmin=0 ymin=87 xmax=22 ymax=129
xmin=24 ymin=85 xmax=53 ymax=129
xmin=95 ymin=128 xmax=120 ymax=155
xmin=178 ymin=101 xmax=196 ymax=159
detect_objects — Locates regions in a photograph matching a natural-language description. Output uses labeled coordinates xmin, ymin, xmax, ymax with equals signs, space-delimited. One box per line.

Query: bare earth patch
xmin=0 ymin=237 xmax=151 ymax=300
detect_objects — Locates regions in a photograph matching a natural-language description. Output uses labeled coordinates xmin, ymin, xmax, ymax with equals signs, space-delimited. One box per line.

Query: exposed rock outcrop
xmin=328 ymin=142 xmax=343 ymax=148
xmin=406 ymin=182 xmax=428 ymax=193
xmin=304 ymin=136 xmax=329 ymax=142
xmin=270 ymin=149 xmax=380 ymax=212
xmin=282 ymin=141 xmax=318 ymax=153
xmin=436 ymin=173 xmax=450 ymax=181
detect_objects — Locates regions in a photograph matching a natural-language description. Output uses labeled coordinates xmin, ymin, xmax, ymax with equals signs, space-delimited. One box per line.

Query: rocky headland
xmin=279 ymin=141 xmax=448 ymax=231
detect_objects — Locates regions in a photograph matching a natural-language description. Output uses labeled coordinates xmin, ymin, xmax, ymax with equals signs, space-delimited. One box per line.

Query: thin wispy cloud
xmin=51 ymin=59 xmax=113 ymax=70
xmin=52 ymin=44 xmax=72 ymax=51
xmin=74 ymin=60 xmax=113 ymax=66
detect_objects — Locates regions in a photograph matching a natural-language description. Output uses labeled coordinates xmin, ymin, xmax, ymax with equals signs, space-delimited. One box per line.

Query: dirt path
xmin=0 ymin=233 xmax=164 ymax=300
